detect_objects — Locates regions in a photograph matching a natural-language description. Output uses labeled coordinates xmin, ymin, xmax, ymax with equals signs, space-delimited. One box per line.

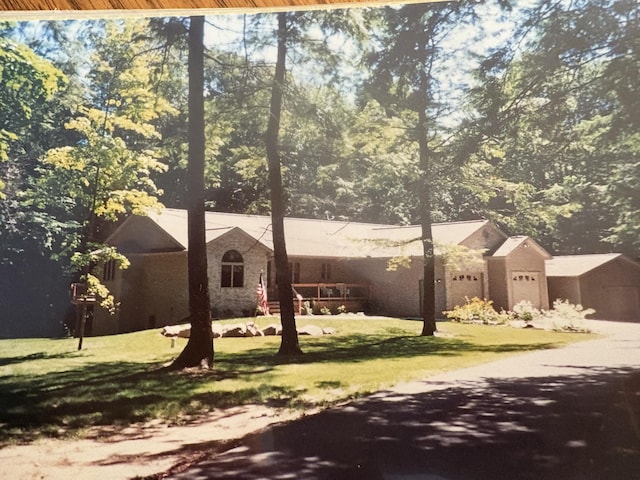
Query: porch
xmin=267 ymin=282 xmax=370 ymax=315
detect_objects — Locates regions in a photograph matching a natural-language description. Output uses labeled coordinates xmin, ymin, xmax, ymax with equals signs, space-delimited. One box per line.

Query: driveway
xmin=167 ymin=320 xmax=640 ymax=480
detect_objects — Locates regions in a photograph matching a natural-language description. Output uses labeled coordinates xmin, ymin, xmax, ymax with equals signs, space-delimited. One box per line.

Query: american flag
xmin=257 ymin=272 xmax=269 ymax=315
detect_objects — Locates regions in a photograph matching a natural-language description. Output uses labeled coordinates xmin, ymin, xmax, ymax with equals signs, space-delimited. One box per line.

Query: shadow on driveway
xmin=166 ymin=366 xmax=640 ymax=480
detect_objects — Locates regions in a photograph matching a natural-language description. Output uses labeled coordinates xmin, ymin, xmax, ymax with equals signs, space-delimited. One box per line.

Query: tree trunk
xmin=267 ymin=13 xmax=302 ymax=356
xmin=418 ymin=108 xmax=437 ymax=337
xmin=417 ymin=28 xmax=437 ymax=337
xmin=171 ymin=16 xmax=214 ymax=369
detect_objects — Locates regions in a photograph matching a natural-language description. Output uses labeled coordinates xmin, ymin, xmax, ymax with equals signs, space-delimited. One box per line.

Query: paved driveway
xmin=169 ymin=321 xmax=640 ymax=480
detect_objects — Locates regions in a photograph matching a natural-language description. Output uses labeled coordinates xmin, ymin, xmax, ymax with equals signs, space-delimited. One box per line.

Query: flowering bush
xmin=511 ymin=300 xmax=541 ymax=323
xmin=544 ymin=299 xmax=594 ymax=333
xmin=444 ymin=297 xmax=509 ymax=325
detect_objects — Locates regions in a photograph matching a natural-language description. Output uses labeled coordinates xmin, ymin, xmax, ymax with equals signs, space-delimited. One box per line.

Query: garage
xmin=546 ymin=253 xmax=640 ymax=322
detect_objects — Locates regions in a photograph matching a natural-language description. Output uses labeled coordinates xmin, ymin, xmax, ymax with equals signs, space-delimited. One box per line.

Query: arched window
xmin=221 ymin=250 xmax=244 ymax=288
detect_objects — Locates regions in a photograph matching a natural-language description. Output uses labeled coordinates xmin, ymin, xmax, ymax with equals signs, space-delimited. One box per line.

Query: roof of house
xmin=131 ymin=208 xmax=497 ymax=259
xmin=545 ymin=253 xmax=624 ymax=277
xmin=492 ymin=236 xmax=552 ymax=259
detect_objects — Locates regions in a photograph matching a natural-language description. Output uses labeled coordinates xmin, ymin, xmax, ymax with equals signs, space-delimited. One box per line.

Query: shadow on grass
xmin=0 ymin=350 xmax=82 ymax=367
xmin=0 ymin=333 xmax=561 ymax=446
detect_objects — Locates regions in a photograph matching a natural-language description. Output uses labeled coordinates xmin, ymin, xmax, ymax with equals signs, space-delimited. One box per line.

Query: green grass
xmin=0 ymin=317 xmax=593 ymax=446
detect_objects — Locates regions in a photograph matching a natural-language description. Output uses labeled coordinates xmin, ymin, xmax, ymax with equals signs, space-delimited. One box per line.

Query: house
xmin=546 ymin=254 xmax=640 ymax=321
xmin=92 ymin=208 xmax=551 ymax=335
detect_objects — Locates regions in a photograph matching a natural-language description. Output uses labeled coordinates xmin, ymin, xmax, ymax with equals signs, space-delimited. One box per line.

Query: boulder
xmin=160 ymin=324 xmax=190 ymax=338
xmin=298 ymin=324 xmax=324 ymax=336
xmin=221 ymin=324 xmax=247 ymax=338
xmin=262 ymin=323 xmax=282 ymax=336
xmin=211 ymin=323 xmax=224 ymax=338
xmin=245 ymin=322 xmax=264 ymax=337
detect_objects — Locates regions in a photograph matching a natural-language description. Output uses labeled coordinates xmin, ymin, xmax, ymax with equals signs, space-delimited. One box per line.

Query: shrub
xmin=320 ymin=306 xmax=332 ymax=315
xmin=511 ymin=300 xmax=541 ymax=323
xmin=544 ymin=299 xmax=594 ymax=333
xmin=337 ymin=305 xmax=347 ymax=314
xmin=444 ymin=297 xmax=509 ymax=325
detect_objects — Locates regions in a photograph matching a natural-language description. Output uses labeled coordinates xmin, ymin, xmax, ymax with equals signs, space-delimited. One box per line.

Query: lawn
xmin=0 ymin=317 xmax=593 ymax=446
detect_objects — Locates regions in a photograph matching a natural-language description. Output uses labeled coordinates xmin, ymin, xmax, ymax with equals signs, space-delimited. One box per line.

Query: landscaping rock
xmin=245 ymin=322 xmax=264 ymax=337
xmin=212 ymin=323 xmax=224 ymax=338
xmin=298 ymin=324 xmax=324 ymax=336
xmin=262 ymin=324 xmax=282 ymax=336
xmin=160 ymin=325 xmax=190 ymax=338
xmin=221 ymin=324 xmax=247 ymax=338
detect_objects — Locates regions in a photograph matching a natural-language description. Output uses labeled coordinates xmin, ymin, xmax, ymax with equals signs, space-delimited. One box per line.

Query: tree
xmin=18 ymin=19 xmax=172 ymax=343
xmin=365 ymin=2 xmax=482 ymax=335
xmin=460 ymin=0 xmax=639 ymax=254
xmin=0 ymin=37 xmax=69 ymax=337
xmin=266 ymin=12 xmax=303 ymax=356
xmin=170 ymin=16 xmax=214 ymax=369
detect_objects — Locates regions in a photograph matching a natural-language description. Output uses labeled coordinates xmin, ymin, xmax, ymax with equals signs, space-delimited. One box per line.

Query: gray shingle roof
xmin=546 ymin=253 xmax=623 ymax=277
xmin=145 ymin=208 xmax=493 ymax=258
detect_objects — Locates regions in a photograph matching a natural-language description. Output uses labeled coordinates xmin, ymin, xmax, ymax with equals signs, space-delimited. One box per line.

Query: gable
xmin=209 ymin=227 xmax=272 ymax=256
xmin=492 ymin=236 xmax=551 ymax=260
xmin=457 ymin=222 xmax=509 ymax=253
xmin=106 ymin=216 xmax=184 ymax=254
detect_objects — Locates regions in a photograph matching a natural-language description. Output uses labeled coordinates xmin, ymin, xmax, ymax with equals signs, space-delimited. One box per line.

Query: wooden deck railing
xmin=267 ymin=283 xmax=370 ymax=315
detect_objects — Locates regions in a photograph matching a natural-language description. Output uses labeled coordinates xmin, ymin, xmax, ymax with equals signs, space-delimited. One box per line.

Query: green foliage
xmin=445 ymin=296 xmax=509 ymax=325
xmin=437 ymin=243 xmax=486 ymax=271
xmin=0 ymin=37 xmax=66 ymax=189
xmin=461 ymin=0 xmax=640 ymax=253
xmin=70 ymin=244 xmax=130 ymax=314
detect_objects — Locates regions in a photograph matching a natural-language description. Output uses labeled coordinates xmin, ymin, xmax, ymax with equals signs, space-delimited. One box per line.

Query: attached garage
xmin=487 ymin=236 xmax=551 ymax=312
xmin=546 ymin=254 xmax=640 ymax=322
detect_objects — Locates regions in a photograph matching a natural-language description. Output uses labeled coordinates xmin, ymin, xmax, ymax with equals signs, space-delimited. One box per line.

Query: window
xmin=321 ymin=262 xmax=332 ymax=280
xmin=221 ymin=250 xmax=244 ymax=288
xmin=269 ymin=261 xmax=300 ymax=284
xmin=103 ymin=260 xmax=117 ymax=282
xmin=290 ymin=262 xmax=301 ymax=283
xmin=451 ymin=274 xmax=478 ymax=282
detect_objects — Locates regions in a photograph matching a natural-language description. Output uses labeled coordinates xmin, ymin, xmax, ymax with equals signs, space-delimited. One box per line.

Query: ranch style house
xmin=88 ymin=208 xmax=640 ymax=335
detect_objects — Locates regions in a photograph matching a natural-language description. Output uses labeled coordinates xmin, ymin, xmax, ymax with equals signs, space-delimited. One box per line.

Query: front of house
xmin=89 ymin=209 xmax=563 ymax=335
xmin=91 ymin=208 xmax=638 ymax=335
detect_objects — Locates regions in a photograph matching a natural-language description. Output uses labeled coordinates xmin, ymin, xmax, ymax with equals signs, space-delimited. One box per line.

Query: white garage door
xmin=511 ymin=271 xmax=541 ymax=308
xmin=448 ymin=273 xmax=484 ymax=309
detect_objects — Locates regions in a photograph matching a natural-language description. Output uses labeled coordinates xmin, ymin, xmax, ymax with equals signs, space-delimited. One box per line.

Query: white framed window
xmin=221 ymin=250 xmax=244 ymax=288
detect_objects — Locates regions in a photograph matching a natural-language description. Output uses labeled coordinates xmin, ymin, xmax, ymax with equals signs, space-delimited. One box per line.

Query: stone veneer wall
xmin=207 ymin=230 xmax=271 ymax=318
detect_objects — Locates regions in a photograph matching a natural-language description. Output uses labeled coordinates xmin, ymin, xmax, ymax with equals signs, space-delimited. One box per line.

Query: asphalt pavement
xmin=168 ymin=320 xmax=640 ymax=480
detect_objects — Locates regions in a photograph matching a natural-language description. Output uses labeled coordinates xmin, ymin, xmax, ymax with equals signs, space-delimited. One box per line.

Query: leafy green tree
xmin=0 ymin=37 xmax=70 ymax=337
xmin=461 ymin=0 xmax=639 ymax=254
xmin=365 ymin=1 xmax=484 ymax=335
xmin=19 ymin=19 xmax=173 ymax=343
xmin=0 ymin=36 xmax=66 ymax=190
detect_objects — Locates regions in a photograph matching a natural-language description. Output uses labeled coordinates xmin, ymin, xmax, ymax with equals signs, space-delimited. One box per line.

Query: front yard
xmin=0 ymin=317 xmax=593 ymax=446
